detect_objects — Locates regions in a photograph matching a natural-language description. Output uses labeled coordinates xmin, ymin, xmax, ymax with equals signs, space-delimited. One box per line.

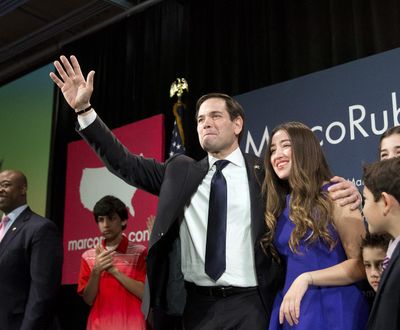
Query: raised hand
xmin=49 ymin=55 xmax=95 ymax=112
xmin=146 ymin=215 xmax=156 ymax=234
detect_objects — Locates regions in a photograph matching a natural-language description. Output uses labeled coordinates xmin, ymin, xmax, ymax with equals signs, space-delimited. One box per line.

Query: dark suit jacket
xmin=0 ymin=207 xmax=63 ymax=330
xmin=366 ymin=242 xmax=400 ymax=330
xmin=79 ymin=117 xmax=283 ymax=320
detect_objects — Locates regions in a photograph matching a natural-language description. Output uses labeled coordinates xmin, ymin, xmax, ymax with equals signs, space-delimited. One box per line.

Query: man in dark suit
xmin=50 ymin=55 xmax=360 ymax=329
xmin=0 ymin=169 xmax=63 ymax=330
xmin=363 ymin=157 xmax=400 ymax=330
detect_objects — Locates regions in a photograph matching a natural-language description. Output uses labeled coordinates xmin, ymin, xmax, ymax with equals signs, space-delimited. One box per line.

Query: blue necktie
xmin=205 ymin=160 xmax=230 ymax=281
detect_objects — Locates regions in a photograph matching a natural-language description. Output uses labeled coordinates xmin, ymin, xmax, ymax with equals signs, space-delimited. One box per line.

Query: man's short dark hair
xmin=93 ymin=195 xmax=129 ymax=230
xmin=195 ymin=93 xmax=245 ymax=143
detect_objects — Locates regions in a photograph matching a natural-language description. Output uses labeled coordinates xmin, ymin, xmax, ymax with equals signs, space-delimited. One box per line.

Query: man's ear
xmin=233 ymin=116 xmax=243 ymax=136
xmin=381 ymin=192 xmax=399 ymax=216
xmin=21 ymin=184 xmax=27 ymax=197
xmin=121 ymin=220 xmax=128 ymax=228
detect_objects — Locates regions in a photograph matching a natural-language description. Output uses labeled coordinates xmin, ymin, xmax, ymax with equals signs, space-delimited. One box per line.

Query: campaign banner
xmin=62 ymin=114 xmax=164 ymax=284
xmin=237 ymin=47 xmax=400 ymax=186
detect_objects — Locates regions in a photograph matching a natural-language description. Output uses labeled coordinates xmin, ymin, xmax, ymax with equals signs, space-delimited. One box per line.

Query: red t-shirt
xmin=77 ymin=235 xmax=147 ymax=330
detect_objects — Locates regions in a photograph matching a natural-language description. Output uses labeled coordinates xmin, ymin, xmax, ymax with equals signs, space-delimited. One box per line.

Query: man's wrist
xmin=75 ymin=104 xmax=92 ymax=115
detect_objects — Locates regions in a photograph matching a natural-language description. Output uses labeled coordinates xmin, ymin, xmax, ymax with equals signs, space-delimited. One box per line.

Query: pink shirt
xmin=77 ymin=235 xmax=147 ymax=330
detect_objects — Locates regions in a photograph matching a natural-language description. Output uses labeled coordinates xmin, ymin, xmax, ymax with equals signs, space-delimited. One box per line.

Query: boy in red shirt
xmin=77 ymin=195 xmax=147 ymax=330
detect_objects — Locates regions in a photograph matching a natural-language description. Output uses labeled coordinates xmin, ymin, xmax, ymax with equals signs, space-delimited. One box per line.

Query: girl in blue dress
xmin=263 ymin=122 xmax=369 ymax=330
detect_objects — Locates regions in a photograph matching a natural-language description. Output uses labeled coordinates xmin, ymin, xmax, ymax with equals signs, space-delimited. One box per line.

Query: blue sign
xmin=237 ymin=47 xmax=400 ymax=188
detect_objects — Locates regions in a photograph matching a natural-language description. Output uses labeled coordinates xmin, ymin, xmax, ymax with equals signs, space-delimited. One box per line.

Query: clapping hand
xmin=146 ymin=215 xmax=156 ymax=234
xmin=93 ymin=244 xmax=115 ymax=274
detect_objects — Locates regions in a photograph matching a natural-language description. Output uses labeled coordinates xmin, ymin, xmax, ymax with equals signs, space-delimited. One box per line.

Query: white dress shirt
xmin=1 ymin=204 xmax=28 ymax=236
xmin=77 ymin=110 xmax=97 ymax=128
xmin=181 ymin=147 xmax=257 ymax=286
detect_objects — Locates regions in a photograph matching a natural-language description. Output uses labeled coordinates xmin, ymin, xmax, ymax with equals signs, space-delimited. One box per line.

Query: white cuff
xmin=78 ymin=110 xmax=97 ymax=129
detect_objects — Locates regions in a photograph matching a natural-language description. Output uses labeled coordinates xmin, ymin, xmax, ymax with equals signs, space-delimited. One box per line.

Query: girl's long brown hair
xmin=261 ymin=122 xmax=336 ymax=258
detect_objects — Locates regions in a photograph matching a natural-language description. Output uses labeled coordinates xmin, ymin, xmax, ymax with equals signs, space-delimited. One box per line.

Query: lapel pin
xmin=12 ymin=227 xmax=16 ymax=231
xmin=254 ymin=165 xmax=260 ymax=169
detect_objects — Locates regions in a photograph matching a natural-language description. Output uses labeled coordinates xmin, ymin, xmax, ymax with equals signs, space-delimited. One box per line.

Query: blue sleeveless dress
xmin=268 ymin=188 xmax=369 ymax=330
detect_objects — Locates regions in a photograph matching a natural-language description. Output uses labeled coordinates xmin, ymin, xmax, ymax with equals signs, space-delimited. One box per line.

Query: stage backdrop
xmin=62 ymin=114 xmax=164 ymax=284
xmin=237 ymin=47 xmax=400 ymax=186
xmin=0 ymin=64 xmax=53 ymax=217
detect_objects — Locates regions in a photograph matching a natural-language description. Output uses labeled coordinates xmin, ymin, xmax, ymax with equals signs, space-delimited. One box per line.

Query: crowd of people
xmin=0 ymin=54 xmax=399 ymax=329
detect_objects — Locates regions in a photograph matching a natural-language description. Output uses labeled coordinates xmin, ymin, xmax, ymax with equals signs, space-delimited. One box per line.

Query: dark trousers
xmin=150 ymin=309 xmax=183 ymax=330
xmin=183 ymin=285 xmax=268 ymax=330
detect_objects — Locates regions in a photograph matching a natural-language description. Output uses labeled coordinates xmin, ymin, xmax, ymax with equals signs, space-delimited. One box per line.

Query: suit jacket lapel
xmin=185 ymin=157 xmax=209 ymax=197
xmin=0 ymin=208 xmax=31 ymax=258
xmin=149 ymin=157 xmax=209 ymax=249
xmin=369 ymin=241 xmax=400 ymax=321
xmin=378 ymin=242 xmax=400 ymax=290
xmin=243 ymin=153 xmax=264 ymax=244
xmin=168 ymin=157 xmax=209 ymax=223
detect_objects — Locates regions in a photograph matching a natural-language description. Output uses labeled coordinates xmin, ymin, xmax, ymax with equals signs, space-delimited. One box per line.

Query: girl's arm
xmin=279 ymin=197 xmax=366 ymax=326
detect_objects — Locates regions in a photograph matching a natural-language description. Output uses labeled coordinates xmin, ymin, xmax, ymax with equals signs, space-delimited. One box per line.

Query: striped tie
xmin=381 ymin=256 xmax=390 ymax=272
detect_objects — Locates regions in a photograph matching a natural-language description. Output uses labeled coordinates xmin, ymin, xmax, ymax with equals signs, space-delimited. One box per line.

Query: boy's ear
xmin=381 ymin=192 xmax=399 ymax=216
xmin=121 ymin=220 xmax=127 ymax=228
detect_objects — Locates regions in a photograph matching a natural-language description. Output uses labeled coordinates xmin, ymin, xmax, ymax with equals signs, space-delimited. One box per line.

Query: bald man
xmin=0 ymin=169 xmax=63 ymax=330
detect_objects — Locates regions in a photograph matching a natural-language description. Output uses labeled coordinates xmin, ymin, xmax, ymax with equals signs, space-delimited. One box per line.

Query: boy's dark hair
xmin=363 ymin=157 xmax=400 ymax=202
xmin=360 ymin=233 xmax=391 ymax=257
xmin=93 ymin=195 xmax=129 ymax=230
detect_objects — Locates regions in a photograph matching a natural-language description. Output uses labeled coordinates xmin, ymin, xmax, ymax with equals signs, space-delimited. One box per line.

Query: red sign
xmin=62 ymin=115 xmax=164 ymax=284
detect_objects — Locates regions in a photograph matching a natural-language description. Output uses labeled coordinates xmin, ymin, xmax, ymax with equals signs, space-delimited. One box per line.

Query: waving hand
xmin=49 ymin=55 xmax=95 ymax=112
